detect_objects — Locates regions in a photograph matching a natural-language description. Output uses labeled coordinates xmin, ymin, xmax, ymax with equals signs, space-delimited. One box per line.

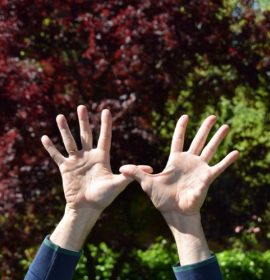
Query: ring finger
xmin=56 ymin=114 xmax=78 ymax=155
xmin=200 ymin=124 xmax=229 ymax=162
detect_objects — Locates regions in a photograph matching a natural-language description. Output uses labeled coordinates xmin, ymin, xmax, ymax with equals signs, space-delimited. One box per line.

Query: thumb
xmin=113 ymin=164 xmax=153 ymax=189
xmin=119 ymin=164 xmax=149 ymax=183
xmin=137 ymin=165 xmax=153 ymax=174
xmin=112 ymin=174 xmax=133 ymax=190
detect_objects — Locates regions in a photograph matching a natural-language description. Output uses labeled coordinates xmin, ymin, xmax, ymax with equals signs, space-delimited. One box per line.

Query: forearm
xmin=163 ymin=212 xmax=210 ymax=265
xmin=50 ymin=206 xmax=101 ymax=251
xmin=24 ymin=207 xmax=101 ymax=280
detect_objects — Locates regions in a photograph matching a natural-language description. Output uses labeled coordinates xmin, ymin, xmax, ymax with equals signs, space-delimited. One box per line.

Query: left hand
xmin=120 ymin=115 xmax=239 ymax=217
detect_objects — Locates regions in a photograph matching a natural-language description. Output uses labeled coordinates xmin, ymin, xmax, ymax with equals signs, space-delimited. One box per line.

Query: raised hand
xmin=41 ymin=106 xmax=123 ymax=211
xmin=42 ymin=105 xmax=151 ymax=212
xmin=120 ymin=115 xmax=239 ymax=217
xmin=41 ymin=105 xmax=151 ymax=251
xmin=120 ymin=115 xmax=239 ymax=265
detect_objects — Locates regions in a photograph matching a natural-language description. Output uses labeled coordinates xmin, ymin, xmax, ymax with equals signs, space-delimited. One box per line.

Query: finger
xmin=170 ymin=115 xmax=189 ymax=153
xmin=41 ymin=135 xmax=65 ymax=166
xmin=56 ymin=114 xmax=78 ymax=155
xmin=211 ymin=150 xmax=239 ymax=179
xmin=97 ymin=109 xmax=112 ymax=152
xmin=188 ymin=115 xmax=217 ymax=155
xmin=200 ymin=124 xmax=229 ymax=162
xmin=77 ymin=105 xmax=92 ymax=150
xmin=137 ymin=165 xmax=154 ymax=174
xmin=119 ymin=164 xmax=148 ymax=183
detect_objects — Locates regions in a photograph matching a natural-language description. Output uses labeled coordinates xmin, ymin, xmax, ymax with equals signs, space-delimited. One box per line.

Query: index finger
xmin=170 ymin=115 xmax=189 ymax=153
xmin=97 ymin=109 xmax=112 ymax=152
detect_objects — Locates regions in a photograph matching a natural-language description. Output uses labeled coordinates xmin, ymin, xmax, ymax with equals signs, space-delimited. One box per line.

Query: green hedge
xmin=218 ymin=250 xmax=270 ymax=280
xmin=73 ymin=237 xmax=177 ymax=280
xmin=20 ymin=238 xmax=270 ymax=280
xmin=72 ymin=238 xmax=270 ymax=280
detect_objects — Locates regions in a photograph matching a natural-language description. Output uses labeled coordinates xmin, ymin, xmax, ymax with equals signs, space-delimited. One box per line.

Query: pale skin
xmin=41 ymin=105 xmax=152 ymax=251
xmin=120 ymin=115 xmax=239 ymax=265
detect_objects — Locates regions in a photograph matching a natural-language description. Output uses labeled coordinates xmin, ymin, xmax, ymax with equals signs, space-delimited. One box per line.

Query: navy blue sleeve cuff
xmin=173 ymin=255 xmax=223 ymax=280
xmin=24 ymin=236 xmax=81 ymax=280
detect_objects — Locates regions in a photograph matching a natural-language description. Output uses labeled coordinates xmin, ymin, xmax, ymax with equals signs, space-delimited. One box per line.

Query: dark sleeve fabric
xmin=173 ymin=255 xmax=223 ymax=280
xmin=24 ymin=236 xmax=81 ymax=280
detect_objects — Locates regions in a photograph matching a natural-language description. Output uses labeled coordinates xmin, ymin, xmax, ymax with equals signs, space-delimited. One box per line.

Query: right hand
xmin=41 ymin=105 xmax=152 ymax=213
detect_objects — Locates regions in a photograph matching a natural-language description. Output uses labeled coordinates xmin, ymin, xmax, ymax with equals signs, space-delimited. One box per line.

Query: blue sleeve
xmin=24 ymin=236 xmax=81 ymax=280
xmin=173 ymin=255 xmax=223 ymax=280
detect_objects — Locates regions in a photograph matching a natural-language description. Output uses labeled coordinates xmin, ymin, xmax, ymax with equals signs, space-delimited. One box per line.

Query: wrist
xmin=163 ymin=212 xmax=210 ymax=265
xmin=63 ymin=206 xmax=101 ymax=225
xmin=163 ymin=211 xmax=202 ymax=233
xmin=50 ymin=206 xmax=102 ymax=251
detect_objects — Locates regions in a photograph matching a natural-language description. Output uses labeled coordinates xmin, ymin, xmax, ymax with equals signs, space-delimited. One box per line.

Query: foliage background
xmin=0 ymin=0 xmax=270 ymax=279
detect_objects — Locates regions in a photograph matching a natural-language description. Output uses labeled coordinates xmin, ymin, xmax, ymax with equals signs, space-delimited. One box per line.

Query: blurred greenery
xmin=218 ymin=250 xmax=270 ymax=280
xmin=19 ymin=238 xmax=270 ymax=279
xmin=74 ymin=243 xmax=120 ymax=280
xmin=258 ymin=0 xmax=270 ymax=11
